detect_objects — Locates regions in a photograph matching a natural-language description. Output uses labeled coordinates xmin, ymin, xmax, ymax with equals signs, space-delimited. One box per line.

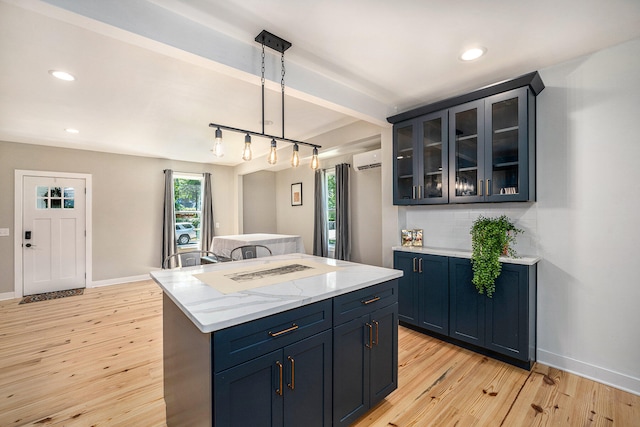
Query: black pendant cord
xmin=261 ymin=42 xmax=265 ymax=135
xmin=281 ymin=51 xmax=285 ymax=139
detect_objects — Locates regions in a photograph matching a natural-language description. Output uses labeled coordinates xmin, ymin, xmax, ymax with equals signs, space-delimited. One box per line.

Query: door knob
xmin=25 ymin=243 xmax=32 ymax=248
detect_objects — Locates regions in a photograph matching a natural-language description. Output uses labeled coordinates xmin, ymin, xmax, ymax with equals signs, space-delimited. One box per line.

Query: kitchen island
xmin=151 ymin=253 xmax=402 ymax=427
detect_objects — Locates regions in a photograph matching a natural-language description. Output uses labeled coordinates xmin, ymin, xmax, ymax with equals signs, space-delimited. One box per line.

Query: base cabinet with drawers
xmin=163 ymin=279 xmax=398 ymax=427
xmin=394 ymin=251 xmax=536 ymax=369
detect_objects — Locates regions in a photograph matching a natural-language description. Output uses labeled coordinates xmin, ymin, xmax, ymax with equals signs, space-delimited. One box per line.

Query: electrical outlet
xmin=0 ymin=228 xmax=9 ymax=237
xmin=215 ymin=222 xmax=220 ymax=229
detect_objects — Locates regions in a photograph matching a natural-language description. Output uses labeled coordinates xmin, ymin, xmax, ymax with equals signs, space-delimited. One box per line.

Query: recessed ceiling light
xmin=49 ymin=70 xmax=76 ymax=81
xmin=65 ymin=128 xmax=79 ymax=134
xmin=460 ymin=47 xmax=486 ymax=61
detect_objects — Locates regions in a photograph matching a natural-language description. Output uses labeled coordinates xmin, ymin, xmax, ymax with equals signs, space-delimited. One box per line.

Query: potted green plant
xmin=470 ymin=215 xmax=522 ymax=297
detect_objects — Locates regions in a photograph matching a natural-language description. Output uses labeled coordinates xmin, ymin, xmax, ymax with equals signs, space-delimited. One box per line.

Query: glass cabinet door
xmin=419 ymin=112 xmax=448 ymax=203
xmin=393 ymin=120 xmax=416 ymax=203
xmin=449 ymin=100 xmax=485 ymax=202
xmin=485 ymin=88 xmax=528 ymax=201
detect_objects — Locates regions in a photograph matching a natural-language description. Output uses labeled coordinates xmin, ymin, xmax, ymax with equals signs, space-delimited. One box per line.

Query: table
xmin=211 ymin=233 xmax=304 ymax=258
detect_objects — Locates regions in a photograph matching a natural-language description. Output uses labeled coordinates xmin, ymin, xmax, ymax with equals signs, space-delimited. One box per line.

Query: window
xmin=36 ymin=186 xmax=75 ymax=209
xmin=173 ymin=174 xmax=203 ymax=248
xmin=325 ymin=169 xmax=336 ymax=251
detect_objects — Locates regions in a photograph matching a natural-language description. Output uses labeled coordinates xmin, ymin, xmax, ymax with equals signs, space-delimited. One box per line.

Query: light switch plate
xmin=0 ymin=228 xmax=9 ymax=237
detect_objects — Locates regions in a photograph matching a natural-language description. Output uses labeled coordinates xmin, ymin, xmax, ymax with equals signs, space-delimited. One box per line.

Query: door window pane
xmin=36 ymin=186 xmax=75 ymax=209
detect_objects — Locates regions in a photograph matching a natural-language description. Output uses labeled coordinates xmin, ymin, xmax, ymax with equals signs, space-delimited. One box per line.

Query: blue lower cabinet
xmin=215 ymin=330 xmax=332 ymax=427
xmin=395 ymin=251 xmax=536 ymax=368
xmin=449 ymin=258 xmax=485 ymax=346
xmin=394 ymin=252 xmax=449 ymax=334
xmin=394 ymin=252 xmax=420 ymax=325
xmin=333 ymin=303 xmax=398 ymax=427
xmin=215 ymin=350 xmax=283 ymax=427
xmin=417 ymin=256 xmax=449 ymax=335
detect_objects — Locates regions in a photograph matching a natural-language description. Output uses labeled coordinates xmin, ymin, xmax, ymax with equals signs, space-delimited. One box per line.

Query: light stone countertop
xmin=151 ymin=253 xmax=403 ymax=333
xmin=392 ymin=246 xmax=541 ymax=266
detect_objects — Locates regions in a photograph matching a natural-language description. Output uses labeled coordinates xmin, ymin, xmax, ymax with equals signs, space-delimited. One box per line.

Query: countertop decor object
xmin=470 ymin=215 xmax=523 ymax=297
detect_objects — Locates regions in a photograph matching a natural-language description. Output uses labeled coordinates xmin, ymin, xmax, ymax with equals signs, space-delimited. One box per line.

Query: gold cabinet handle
xmin=287 ymin=356 xmax=295 ymax=390
xmin=412 ymin=257 xmax=417 ymax=273
xmin=479 ymin=179 xmax=483 ymax=196
xmin=275 ymin=361 xmax=283 ymax=396
xmin=418 ymin=257 xmax=423 ymax=274
xmin=486 ymin=179 xmax=491 ymax=196
xmin=372 ymin=320 xmax=379 ymax=346
xmin=269 ymin=323 xmax=298 ymax=337
xmin=361 ymin=296 xmax=381 ymax=305
xmin=365 ymin=323 xmax=373 ymax=349
xmin=418 ymin=185 xmax=422 ymax=199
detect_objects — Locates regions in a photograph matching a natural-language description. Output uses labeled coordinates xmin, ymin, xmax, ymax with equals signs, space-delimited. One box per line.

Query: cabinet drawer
xmin=213 ymin=299 xmax=332 ymax=372
xmin=333 ymin=280 xmax=398 ymax=325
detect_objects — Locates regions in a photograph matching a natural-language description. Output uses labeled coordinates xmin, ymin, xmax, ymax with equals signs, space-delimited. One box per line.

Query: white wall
xmin=397 ymin=37 xmax=640 ymax=394
xmin=0 ymin=141 xmax=236 ymax=295
xmin=535 ymin=38 xmax=640 ymax=394
xmin=243 ymin=171 xmax=277 ymax=233
xmin=275 ymin=165 xmax=316 ymax=254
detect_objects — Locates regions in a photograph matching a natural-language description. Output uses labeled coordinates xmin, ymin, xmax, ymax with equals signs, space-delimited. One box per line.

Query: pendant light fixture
xmin=291 ymin=143 xmax=300 ymax=167
xmin=212 ymin=127 xmax=224 ymax=157
xmin=268 ymin=138 xmax=277 ymax=164
xmin=242 ymin=133 xmax=252 ymax=161
xmin=209 ymin=30 xmax=320 ymax=169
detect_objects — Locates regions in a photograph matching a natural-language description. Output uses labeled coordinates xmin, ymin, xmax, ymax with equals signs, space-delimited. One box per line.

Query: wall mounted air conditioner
xmin=353 ymin=149 xmax=382 ymax=171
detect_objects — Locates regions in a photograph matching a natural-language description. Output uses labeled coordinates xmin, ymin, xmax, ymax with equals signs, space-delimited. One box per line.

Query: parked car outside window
xmin=175 ymin=223 xmax=196 ymax=245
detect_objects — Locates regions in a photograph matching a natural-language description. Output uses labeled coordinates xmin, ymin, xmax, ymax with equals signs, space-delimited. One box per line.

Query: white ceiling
xmin=2 ymin=0 xmax=640 ymax=170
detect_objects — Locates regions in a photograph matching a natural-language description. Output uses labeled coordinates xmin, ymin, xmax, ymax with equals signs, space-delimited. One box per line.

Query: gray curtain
xmin=201 ymin=172 xmax=214 ymax=252
xmin=313 ymin=169 xmax=328 ymax=257
xmin=335 ymin=163 xmax=351 ymax=261
xmin=162 ymin=169 xmax=178 ymax=269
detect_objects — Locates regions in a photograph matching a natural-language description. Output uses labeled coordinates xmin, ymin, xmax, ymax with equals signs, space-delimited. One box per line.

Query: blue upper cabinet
xmin=393 ymin=111 xmax=449 ymax=205
xmin=390 ymin=72 xmax=543 ymax=205
xmin=450 ymin=87 xmax=534 ymax=203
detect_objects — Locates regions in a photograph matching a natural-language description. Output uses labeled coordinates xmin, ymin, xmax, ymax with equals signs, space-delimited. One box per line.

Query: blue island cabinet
xmin=332 ymin=281 xmax=398 ymax=427
xmin=214 ymin=330 xmax=332 ymax=427
xmin=162 ymin=279 xmax=399 ymax=427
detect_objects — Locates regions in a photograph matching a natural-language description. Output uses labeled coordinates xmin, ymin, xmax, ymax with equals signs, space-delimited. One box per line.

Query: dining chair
xmin=163 ymin=250 xmax=219 ymax=269
xmin=229 ymin=244 xmax=273 ymax=261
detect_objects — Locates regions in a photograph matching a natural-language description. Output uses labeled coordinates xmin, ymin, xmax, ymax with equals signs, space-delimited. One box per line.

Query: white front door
xmin=22 ymin=176 xmax=86 ymax=295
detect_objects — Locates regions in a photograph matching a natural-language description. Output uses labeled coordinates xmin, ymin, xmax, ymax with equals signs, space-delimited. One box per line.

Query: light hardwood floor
xmin=1 ymin=280 xmax=638 ymax=426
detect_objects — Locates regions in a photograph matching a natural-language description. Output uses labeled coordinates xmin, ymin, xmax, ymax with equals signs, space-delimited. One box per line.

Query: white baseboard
xmin=0 ymin=291 xmax=16 ymax=301
xmin=1 ymin=274 xmax=153 ymax=301
xmin=89 ymin=274 xmax=151 ymax=288
xmin=537 ymin=348 xmax=640 ymax=396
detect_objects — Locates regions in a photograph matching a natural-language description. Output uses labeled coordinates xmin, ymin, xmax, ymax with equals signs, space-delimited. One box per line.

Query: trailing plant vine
xmin=470 ymin=215 xmax=522 ymax=297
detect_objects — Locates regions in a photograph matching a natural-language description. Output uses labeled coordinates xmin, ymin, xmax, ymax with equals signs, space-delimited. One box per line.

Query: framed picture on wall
xmin=291 ymin=182 xmax=302 ymax=206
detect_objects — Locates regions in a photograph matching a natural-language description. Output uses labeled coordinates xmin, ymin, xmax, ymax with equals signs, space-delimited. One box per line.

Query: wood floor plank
xmin=1 ymin=279 xmax=638 ymax=426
